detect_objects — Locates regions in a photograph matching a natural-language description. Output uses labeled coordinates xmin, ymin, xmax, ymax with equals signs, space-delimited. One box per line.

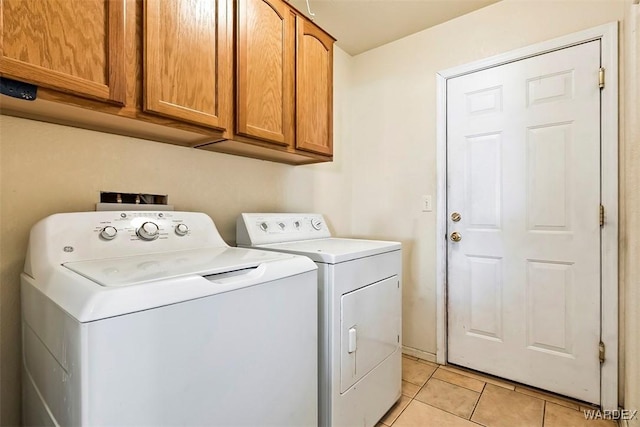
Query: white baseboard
xmin=402 ymin=346 xmax=437 ymax=363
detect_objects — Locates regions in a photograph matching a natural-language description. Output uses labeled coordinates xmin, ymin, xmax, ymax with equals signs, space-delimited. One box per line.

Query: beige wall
xmin=348 ymin=0 xmax=637 ymax=412
xmin=0 ymin=49 xmax=353 ymax=425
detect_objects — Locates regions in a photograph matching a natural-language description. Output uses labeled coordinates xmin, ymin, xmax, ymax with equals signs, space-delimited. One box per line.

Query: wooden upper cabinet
xmin=236 ymin=0 xmax=295 ymax=146
xmin=296 ymin=18 xmax=334 ymax=156
xmin=0 ymin=0 xmax=126 ymax=104
xmin=144 ymin=0 xmax=231 ymax=130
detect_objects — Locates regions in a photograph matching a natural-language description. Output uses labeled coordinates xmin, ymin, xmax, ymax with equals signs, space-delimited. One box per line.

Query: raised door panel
xmin=296 ymin=19 xmax=333 ymax=156
xmin=237 ymin=0 xmax=294 ymax=146
xmin=144 ymin=0 xmax=230 ymax=130
xmin=0 ymin=0 xmax=126 ymax=104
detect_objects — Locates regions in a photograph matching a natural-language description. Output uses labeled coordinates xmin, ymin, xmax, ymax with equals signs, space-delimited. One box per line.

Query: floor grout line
xmin=468 ymin=381 xmax=486 ymax=423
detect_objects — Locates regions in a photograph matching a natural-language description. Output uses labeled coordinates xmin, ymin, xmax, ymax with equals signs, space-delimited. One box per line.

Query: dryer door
xmin=340 ymin=275 xmax=400 ymax=392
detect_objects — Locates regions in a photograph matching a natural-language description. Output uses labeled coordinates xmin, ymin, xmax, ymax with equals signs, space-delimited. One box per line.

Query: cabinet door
xmin=144 ymin=0 xmax=230 ymax=130
xmin=236 ymin=0 xmax=294 ymax=146
xmin=296 ymin=19 xmax=334 ymax=156
xmin=0 ymin=0 xmax=126 ymax=104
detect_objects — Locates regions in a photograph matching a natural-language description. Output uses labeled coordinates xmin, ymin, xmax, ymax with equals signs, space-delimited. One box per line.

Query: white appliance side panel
xmin=22 ymin=323 xmax=82 ymax=427
xmin=22 ymin=280 xmax=84 ymax=427
xmin=317 ymin=263 xmax=332 ymax=427
xmin=85 ymin=271 xmax=318 ymax=426
xmin=340 ymin=275 xmax=401 ymax=392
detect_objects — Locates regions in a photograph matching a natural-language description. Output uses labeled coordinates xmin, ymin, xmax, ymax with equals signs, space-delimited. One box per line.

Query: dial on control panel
xmin=311 ymin=218 xmax=323 ymax=230
xmin=137 ymin=221 xmax=160 ymax=241
xmin=100 ymin=226 xmax=118 ymax=240
xmin=175 ymin=223 xmax=189 ymax=236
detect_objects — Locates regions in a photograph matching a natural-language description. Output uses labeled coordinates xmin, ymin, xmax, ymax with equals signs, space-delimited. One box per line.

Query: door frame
xmin=435 ymin=22 xmax=619 ymax=409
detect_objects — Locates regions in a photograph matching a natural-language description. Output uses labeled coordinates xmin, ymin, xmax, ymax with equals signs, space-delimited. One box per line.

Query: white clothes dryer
xmin=237 ymin=213 xmax=402 ymax=427
xmin=21 ymin=211 xmax=318 ymax=427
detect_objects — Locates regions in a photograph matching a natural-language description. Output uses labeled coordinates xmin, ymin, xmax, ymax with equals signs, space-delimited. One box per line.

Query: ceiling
xmin=288 ymin=0 xmax=501 ymax=56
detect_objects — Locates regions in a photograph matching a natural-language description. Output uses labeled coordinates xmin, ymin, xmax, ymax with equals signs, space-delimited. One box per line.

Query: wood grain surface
xmin=144 ymin=0 xmax=230 ymax=129
xmin=296 ymin=18 xmax=334 ymax=156
xmin=237 ymin=0 xmax=293 ymax=146
xmin=1 ymin=0 xmax=126 ymax=103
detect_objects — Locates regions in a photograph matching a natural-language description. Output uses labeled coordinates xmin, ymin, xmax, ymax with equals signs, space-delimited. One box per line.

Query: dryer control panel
xmin=237 ymin=213 xmax=331 ymax=245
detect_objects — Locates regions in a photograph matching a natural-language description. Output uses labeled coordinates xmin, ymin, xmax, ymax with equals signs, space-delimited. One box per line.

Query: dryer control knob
xmin=260 ymin=222 xmax=268 ymax=232
xmin=311 ymin=218 xmax=323 ymax=230
xmin=100 ymin=226 xmax=118 ymax=240
xmin=137 ymin=221 xmax=160 ymax=241
xmin=175 ymin=223 xmax=189 ymax=236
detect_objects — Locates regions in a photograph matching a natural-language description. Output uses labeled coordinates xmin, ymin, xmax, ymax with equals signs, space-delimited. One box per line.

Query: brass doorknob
xmin=451 ymin=212 xmax=461 ymax=222
xmin=450 ymin=232 xmax=462 ymax=242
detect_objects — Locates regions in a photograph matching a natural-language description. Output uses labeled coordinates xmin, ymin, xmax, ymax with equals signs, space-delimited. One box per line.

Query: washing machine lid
xmin=251 ymin=238 xmax=401 ymax=264
xmin=63 ymin=247 xmax=294 ymax=287
xmin=28 ymin=246 xmax=316 ymax=322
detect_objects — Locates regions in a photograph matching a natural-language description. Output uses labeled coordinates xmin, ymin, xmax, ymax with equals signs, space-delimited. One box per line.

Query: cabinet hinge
xmin=599 ymin=67 xmax=605 ymax=89
xmin=599 ymin=341 xmax=605 ymax=363
xmin=600 ymin=204 xmax=605 ymax=227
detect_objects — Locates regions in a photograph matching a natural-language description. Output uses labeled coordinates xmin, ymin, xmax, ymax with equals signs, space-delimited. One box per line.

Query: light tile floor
xmin=377 ymin=356 xmax=617 ymax=427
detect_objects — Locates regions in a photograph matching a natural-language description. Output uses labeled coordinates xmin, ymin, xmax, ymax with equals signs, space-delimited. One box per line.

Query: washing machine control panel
xmin=93 ymin=211 xmax=198 ymax=243
xmin=32 ymin=211 xmax=228 ymax=267
xmin=237 ymin=213 xmax=332 ymax=245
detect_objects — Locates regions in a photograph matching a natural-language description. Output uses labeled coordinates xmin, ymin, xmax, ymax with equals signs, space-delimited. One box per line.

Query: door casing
xmin=435 ymin=22 xmax=619 ymax=410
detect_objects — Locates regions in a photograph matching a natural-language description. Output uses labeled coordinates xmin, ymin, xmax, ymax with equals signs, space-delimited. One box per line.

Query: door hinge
xmin=600 ymin=204 xmax=605 ymax=227
xmin=599 ymin=67 xmax=605 ymax=89
xmin=599 ymin=341 xmax=605 ymax=363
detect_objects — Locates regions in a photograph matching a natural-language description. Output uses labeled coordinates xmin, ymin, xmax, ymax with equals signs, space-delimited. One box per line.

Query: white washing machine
xmin=237 ymin=213 xmax=402 ymax=427
xmin=21 ymin=211 xmax=318 ymax=427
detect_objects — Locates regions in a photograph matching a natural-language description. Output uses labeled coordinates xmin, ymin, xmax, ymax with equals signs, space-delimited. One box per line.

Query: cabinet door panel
xmin=237 ymin=0 xmax=294 ymax=146
xmin=296 ymin=19 xmax=333 ymax=156
xmin=144 ymin=0 xmax=230 ymax=130
xmin=0 ymin=0 xmax=125 ymax=104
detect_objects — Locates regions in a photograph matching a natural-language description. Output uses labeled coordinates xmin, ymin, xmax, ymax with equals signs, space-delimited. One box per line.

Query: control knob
xmin=260 ymin=222 xmax=268 ymax=232
xmin=311 ymin=218 xmax=323 ymax=230
xmin=175 ymin=223 xmax=189 ymax=236
xmin=100 ymin=226 xmax=118 ymax=240
xmin=137 ymin=221 xmax=160 ymax=241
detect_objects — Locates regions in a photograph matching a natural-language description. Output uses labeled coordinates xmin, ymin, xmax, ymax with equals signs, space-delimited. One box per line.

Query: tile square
xmin=379 ymin=395 xmax=411 ymax=426
xmin=515 ymin=386 xmax=580 ymax=410
xmin=471 ymin=383 xmax=544 ymax=427
xmin=432 ymin=367 xmax=485 ymax=392
xmin=393 ymin=400 xmax=479 ymax=427
xmin=440 ymin=365 xmax=515 ymax=390
xmin=414 ymin=378 xmax=480 ymax=419
xmin=401 ymin=380 xmax=421 ymax=398
xmin=402 ymin=357 xmax=437 ymax=386
xmin=544 ymin=402 xmax=618 ymax=427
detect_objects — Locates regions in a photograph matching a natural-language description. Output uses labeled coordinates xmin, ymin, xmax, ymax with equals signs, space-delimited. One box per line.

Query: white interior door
xmin=446 ymin=41 xmax=601 ymax=404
